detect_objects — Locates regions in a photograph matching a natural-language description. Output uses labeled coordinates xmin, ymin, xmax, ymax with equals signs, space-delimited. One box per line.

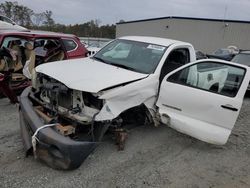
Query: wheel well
xmin=119 ymin=104 xmax=153 ymax=126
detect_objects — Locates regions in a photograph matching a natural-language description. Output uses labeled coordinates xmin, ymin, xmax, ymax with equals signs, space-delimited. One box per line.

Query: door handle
xmin=221 ymin=104 xmax=238 ymax=111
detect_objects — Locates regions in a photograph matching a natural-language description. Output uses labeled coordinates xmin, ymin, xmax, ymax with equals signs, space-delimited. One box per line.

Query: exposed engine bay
xmin=29 ymin=73 xmax=152 ymax=150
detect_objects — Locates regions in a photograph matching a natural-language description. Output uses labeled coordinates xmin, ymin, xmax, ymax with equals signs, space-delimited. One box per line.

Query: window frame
xmin=158 ymin=47 xmax=191 ymax=83
xmin=32 ymin=37 xmax=64 ymax=57
xmin=0 ymin=35 xmax=29 ymax=48
xmin=166 ymin=61 xmax=247 ymax=98
xmin=62 ymin=38 xmax=78 ymax=52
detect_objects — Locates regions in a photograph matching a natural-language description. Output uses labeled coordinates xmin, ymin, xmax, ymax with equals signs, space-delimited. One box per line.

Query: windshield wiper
xmin=109 ymin=63 xmax=137 ymax=72
xmin=92 ymin=56 xmax=107 ymax=64
xmin=93 ymin=57 xmax=139 ymax=72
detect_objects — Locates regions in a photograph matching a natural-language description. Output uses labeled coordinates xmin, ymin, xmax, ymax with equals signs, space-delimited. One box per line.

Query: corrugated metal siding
xmin=116 ymin=18 xmax=250 ymax=53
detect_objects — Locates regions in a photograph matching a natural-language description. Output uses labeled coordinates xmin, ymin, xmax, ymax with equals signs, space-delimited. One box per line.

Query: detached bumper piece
xmin=19 ymin=87 xmax=98 ymax=170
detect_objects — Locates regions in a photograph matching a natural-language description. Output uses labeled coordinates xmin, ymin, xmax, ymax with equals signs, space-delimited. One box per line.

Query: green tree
xmin=0 ymin=1 xmax=15 ymax=18
xmin=0 ymin=1 xmax=34 ymax=26
xmin=43 ymin=10 xmax=55 ymax=27
xmin=0 ymin=1 xmax=116 ymax=38
xmin=33 ymin=13 xmax=46 ymax=26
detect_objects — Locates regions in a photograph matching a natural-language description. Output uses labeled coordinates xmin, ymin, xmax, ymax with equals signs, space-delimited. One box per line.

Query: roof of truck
xmin=119 ymin=36 xmax=191 ymax=47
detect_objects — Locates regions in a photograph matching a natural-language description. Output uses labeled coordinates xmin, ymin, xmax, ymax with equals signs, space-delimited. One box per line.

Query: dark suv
xmin=231 ymin=50 xmax=250 ymax=90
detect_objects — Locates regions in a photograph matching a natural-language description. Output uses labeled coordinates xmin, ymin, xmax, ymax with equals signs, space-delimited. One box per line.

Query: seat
xmin=45 ymin=50 xmax=65 ymax=62
xmin=23 ymin=42 xmax=36 ymax=79
xmin=159 ymin=51 xmax=186 ymax=83
xmin=209 ymin=82 xmax=219 ymax=92
xmin=0 ymin=56 xmax=14 ymax=71
xmin=52 ymin=51 xmax=65 ymax=61
xmin=0 ymin=59 xmax=6 ymax=71
xmin=11 ymin=40 xmax=23 ymax=72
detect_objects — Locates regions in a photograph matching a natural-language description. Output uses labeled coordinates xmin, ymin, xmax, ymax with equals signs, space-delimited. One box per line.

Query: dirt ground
xmin=1 ymin=94 xmax=250 ymax=188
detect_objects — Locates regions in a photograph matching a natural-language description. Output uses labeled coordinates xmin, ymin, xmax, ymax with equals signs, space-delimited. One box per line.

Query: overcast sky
xmin=1 ymin=0 xmax=250 ymax=25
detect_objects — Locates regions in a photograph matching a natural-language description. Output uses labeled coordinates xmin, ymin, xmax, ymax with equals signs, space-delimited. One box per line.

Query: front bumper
xmin=19 ymin=87 xmax=98 ymax=170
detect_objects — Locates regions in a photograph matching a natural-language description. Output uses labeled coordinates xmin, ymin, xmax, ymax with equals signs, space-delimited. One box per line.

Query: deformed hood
xmin=36 ymin=58 xmax=148 ymax=93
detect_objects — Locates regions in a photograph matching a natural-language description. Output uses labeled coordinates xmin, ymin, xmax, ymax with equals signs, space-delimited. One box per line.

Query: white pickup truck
xmin=19 ymin=36 xmax=250 ymax=170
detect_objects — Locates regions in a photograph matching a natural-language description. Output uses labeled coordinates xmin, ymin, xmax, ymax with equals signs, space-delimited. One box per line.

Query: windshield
xmin=88 ymin=41 xmax=109 ymax=48
xmin=214 ymin=49 xmax=231 ymax=55
xmin=232 ymin=53 xmax=250 ymax=66
xmin=93 ymin=39 xmax=167 ymax=74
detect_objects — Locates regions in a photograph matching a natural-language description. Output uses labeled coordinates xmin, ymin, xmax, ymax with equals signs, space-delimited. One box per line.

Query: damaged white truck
xmin=19 ymin=36 xmax=250 ymax=170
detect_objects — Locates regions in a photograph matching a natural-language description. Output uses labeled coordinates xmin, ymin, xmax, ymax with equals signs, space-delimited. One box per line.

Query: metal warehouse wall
xmin=116 ymin=18 xmax=250 ymax=53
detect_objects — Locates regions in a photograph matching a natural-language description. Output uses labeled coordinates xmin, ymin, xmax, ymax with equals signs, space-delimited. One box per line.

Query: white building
xmin=116 ymin=16 xmax=250 ymax=53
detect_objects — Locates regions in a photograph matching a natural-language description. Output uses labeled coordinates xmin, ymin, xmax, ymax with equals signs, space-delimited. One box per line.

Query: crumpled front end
xmin=19 ymin=71 xmax=157 ymax=169
xmin=19 ymin=87 xmax=98 ymax=170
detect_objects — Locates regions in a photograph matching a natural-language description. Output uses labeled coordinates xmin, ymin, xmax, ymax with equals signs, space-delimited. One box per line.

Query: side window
xmin=62 ymin=39 xmax=77 ymax=51
xmin=34 ymin=38 xmax=65 ymax=63
xmin=1 ymin=37 xmax=27 ymax=48
xmin=167 ymin=62 xmax=246 ymax=97
xmin=160 ymin=48 xmax=190 ymax=82
xmin=1 ymin=36 xmax=28 ymax=61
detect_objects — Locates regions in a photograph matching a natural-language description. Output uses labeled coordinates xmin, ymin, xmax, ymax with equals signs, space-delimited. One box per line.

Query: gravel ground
xmin=1 ymin=94 xmax=250 ymax=188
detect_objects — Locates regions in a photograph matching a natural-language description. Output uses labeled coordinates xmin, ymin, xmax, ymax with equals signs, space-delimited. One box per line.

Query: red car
xmin=0 ymin=30 xmax=88 ymax=97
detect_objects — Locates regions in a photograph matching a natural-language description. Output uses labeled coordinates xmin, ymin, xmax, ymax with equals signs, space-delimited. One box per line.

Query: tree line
xmin=0 ymin=1 xmax=116 ymax=38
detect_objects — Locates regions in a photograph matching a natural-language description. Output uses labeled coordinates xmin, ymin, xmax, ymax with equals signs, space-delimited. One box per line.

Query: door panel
xmin=156 ymin=60 xmax=250 ymax=145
